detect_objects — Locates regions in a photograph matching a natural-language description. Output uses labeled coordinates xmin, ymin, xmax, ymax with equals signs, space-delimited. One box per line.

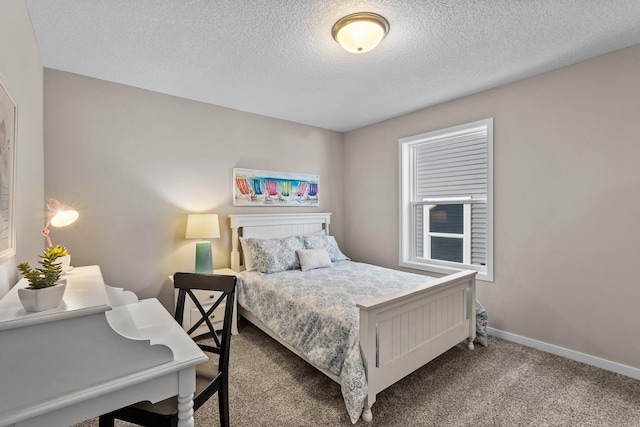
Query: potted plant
xmin=17 ymin=245 xmax=70 ymax=312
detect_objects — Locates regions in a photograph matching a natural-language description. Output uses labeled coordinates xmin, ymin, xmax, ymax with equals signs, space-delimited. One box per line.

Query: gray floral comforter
xmin=237 ymin=261 xmax=487 ymax=423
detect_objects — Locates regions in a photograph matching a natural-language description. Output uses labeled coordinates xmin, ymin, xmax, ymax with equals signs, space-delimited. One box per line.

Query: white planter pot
xmin=54 ymin=255 xmax=71 ymax=275
xmin=18 ymin=279 xmax=67 ymax=312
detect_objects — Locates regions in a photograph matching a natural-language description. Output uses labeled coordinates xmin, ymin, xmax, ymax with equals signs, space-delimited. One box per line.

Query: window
xmin=399 ymin=118 xmax=493 ymax=281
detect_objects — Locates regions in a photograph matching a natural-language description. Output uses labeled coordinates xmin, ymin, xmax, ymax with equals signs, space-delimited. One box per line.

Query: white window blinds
xmin=414 ymin=129 xmax=488 ymax=266
xmin=399 ymin=118 xmax=493 ymax=281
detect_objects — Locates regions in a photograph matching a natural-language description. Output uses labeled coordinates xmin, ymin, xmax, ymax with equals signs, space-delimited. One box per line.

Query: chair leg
xmin=98 ymin=415 xmax=115 ymax=427
xmin=219 ymin=379 xmax=230 ymax=427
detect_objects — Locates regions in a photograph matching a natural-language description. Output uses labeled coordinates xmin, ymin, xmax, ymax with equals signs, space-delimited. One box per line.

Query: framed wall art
xmin=0 ymin=76 xmax=16 ymax=262
xmin=233 ymin=168 xmax=319 ymax=206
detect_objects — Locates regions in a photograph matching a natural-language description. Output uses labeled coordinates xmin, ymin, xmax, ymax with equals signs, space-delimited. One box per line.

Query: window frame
xmin=423 ymin=201 xmax=471 ymax=264
xmin=399 ymin=118 xmax=494 ymax=282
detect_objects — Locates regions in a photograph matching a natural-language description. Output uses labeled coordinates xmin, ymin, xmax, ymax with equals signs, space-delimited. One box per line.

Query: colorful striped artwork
xmin=233 ymin=168 xmax=319 ymax=206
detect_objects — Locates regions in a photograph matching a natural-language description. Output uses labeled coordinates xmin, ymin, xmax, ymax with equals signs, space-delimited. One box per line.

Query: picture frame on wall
xmin=233 ymin=168 xmax=319 ymax=206
xmin=0 ymin=76 xmax=17 ymax=262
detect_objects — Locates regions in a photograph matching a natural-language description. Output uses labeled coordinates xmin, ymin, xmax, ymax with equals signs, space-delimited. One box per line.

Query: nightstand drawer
xmin=189 ymin=289 xmax=220 ymax=302
xmin=190 ymin=301 xmax=226 ymax=331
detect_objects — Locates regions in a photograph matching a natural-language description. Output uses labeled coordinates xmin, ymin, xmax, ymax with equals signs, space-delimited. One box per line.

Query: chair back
xmin=173 ymin=272 xmax=236 ymax=408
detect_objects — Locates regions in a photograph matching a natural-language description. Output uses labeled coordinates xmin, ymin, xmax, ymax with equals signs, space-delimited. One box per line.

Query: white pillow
xmin=239 ymin=237 xmax=256 ymax=271
xmin=302 ymin=235 xmax=349 ymax=262
xmin=296 ymin=248 xmax=332 ymax=272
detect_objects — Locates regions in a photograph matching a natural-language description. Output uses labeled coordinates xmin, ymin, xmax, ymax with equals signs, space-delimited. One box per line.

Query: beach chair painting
xmin=278 ymin=181 xmax=292 ymax=201
xmin=250 ymin=178 xmax=265 ymax=200
xmin=235 ymin=177 xmax=254 ymax=200
xmin=295 ymin=182 xmax=308 ymax=201
xmin=265 ymin=180 xmax=279 ymax=203
xmin=307 ymin=183 xmax=318 ymax=201
xmin=233 ymin=168 xmax=319 ymax=206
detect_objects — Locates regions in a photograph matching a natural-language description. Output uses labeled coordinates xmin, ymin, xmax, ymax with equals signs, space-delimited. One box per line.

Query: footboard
xmin=357 ymin=270 xmax=477 ymax=421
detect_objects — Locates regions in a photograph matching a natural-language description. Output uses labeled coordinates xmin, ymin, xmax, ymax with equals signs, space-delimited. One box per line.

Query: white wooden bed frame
xmin=229 ymin=213 xmax=476 ymax=422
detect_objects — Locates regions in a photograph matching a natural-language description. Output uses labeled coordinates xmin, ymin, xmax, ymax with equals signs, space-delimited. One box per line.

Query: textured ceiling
xmin=25 ymin=0 xmax=640 ymax=132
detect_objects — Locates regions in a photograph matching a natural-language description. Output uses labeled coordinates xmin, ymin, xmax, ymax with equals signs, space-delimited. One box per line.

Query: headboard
xmin=228 ymin=213 xmax=332 ymax=272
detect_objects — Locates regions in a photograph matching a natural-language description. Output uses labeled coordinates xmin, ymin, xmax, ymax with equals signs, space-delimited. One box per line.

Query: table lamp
xmin=185 ymin=213 xmax=220 ymax=274
xmin=42 ymin=199 xmax=79 ymax=247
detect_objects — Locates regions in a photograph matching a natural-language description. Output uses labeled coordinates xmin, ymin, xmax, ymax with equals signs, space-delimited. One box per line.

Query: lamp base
xmin=194 ymin=241 xmax=213 ymax=274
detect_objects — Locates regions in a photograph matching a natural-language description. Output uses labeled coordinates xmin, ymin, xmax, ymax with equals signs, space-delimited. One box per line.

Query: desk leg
xmin=177 ymin=368 xmax=197 ymax=427
xmin=177 ymin=393 xmax=195 ymax=427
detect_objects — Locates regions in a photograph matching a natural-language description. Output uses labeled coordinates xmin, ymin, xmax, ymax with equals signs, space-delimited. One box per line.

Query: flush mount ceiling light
xmin=332 ymin=12 xmax=390 ymax=54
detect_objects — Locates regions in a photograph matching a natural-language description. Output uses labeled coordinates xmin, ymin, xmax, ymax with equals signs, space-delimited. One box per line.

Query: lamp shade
xmin=42 ymin=199 xmax=79 ymax=248
xmin=332 ymin=12 xmax=390 ymax=53
xmin=185 ymin=214 xmax=220 ymax=239
xmin=50 ymin=209 xmax=79 ymax=227
xmin=186 ymin=214 xmax=220 ymax=274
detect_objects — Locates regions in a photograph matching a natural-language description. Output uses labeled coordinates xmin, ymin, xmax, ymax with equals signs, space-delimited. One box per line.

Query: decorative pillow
xmin=303 ymin=235 xmax=349 ymax=262
xmin=239 ymin=237 xmax=256 ymax=271
xmin=242 ymin=236 xmax=304 ymax=274
xmin=241 ymin=232 xmax=321 ymax=271
xmin=296 ymin=248 xmax=332 ymax=272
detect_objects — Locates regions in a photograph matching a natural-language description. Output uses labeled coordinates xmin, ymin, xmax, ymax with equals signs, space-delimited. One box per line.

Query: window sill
xmin=399 ymin=259 xmax=493 ymax=283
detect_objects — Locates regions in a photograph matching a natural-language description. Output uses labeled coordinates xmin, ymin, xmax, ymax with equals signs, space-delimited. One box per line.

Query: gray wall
xmin=43 ymin=70 xmax=344 ymax=309
xmin=0 ymin=0 xmax=44 ymax=296
xmin=343 ymin=44 xmax=640 ymax=370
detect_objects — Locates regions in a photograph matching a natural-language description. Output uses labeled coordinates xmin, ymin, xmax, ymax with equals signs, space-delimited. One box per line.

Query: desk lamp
xmin=42 ymin=199 xmax=78 ymax=247
xmin=185 ymin=214 xmax=220 ymax=274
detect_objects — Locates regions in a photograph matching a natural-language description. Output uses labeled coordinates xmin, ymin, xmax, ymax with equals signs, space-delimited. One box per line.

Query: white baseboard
xmin=486 ymin=327 xmax=640 ymax=381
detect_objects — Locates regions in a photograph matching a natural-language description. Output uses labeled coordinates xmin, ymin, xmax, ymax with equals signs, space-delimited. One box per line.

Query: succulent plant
xmin=17 ymin=245 xmax=70 ymax=289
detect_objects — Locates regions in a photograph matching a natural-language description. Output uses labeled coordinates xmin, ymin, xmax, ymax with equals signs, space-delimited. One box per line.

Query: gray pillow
xmin=243 ymin=236 xmax=304 ymax=274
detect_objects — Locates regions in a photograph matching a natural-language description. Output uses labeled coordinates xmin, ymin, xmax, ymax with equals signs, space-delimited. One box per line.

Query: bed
xmin=229 ymin=213 xmax=483 ymax=423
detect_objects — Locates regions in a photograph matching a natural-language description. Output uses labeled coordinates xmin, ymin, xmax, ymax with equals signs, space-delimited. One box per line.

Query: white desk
xmin=0 ymin=266 xmax=207 ymax=427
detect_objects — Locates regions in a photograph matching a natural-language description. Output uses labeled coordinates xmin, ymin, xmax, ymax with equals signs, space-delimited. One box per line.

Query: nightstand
xmin=174 ymin=268 xmax=239 ymax=336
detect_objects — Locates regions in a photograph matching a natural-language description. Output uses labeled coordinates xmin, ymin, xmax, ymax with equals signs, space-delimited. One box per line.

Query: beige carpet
xmin=75 ymin=319 xmax=640 ymax=426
